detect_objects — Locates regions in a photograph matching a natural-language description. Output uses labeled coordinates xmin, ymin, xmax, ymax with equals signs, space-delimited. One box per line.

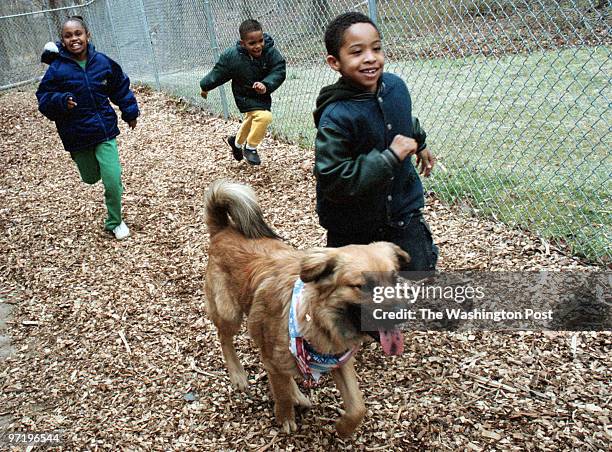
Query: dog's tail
xmin=204 ymin=180 xmax=281 ymax=240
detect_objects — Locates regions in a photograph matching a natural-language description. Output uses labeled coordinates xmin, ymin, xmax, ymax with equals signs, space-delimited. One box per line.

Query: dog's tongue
xmin=379 ymin=329 xmax=404 ymax=356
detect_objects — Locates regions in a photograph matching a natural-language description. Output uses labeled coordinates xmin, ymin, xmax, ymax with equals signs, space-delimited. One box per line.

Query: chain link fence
xmin=1 ymin=0 xmax=610 ymax=263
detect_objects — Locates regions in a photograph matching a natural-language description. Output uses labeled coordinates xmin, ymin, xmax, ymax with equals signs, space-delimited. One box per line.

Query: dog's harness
xmin=289 ymin=279 xmax=358 ymax=388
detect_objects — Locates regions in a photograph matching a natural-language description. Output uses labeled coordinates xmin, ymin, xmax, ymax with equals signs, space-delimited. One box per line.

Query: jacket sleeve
xmin=314 ymin=123 xmax=398 ymax=201
xmin=199 ymin=51 xmax=233 ymax=92
xmin=261 ymin=48 xmax=286 ymax=94
xmin=108 ymin=58 xmax=139 ymax=122
xmin=36 ymin=66 xmax=73 ymax=121
xmin=412 ymin=116 xmax=427 ymax=152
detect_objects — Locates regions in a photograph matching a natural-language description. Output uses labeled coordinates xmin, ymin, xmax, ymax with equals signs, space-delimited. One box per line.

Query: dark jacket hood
xmin=236 ymin=33 xmax=275 ymax=56
xmin=313 ymin=76 xmax=376 ymax=127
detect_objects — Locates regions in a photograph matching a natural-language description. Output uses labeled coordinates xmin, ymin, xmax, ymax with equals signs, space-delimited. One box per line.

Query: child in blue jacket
xmin=37 ymin=16 xmax=139 ymax=240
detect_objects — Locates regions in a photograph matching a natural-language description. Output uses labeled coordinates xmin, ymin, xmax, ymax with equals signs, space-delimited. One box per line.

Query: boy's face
xmin=61 ymin=20 xmax=90 ymax=60
xmin=326 ymin=22 xmax=384 ymax=93
xmin=240 ymin=30 xmax=265 ymax=58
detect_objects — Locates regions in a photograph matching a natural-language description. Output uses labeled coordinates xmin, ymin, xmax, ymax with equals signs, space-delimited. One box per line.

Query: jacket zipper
xmin=79 ymin=54 xmax=110 ymax=141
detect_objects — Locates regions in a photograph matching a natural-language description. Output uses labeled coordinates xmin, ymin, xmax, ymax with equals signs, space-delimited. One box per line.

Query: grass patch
xmin=436 ymin=169 xmax=610 ymax=261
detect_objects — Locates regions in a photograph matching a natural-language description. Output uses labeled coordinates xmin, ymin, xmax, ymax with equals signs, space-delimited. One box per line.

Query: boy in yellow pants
xmin=200 ymin=19 xmax=286 ymax=165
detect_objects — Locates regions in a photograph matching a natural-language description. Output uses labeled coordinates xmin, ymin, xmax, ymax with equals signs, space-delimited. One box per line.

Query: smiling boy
xmin=313 ymin=12 xmax=438 ymax=272
xmin=200 ymin=19 xmax=286 ymax=165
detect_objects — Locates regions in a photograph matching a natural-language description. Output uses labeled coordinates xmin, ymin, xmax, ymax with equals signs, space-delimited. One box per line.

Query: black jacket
xmin=313 ymin=73 xmax=427 ymax=235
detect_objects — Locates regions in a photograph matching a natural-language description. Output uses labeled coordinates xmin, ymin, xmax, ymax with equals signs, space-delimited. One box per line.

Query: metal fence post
xmin=44 ymin=9 xmax=56 ymax=43
xmin=104 ymin=0 xmax=125 ymax=69
xmin=203 ymin=0 xmax=229 ymax=119
xmin=367 ymin=0 xmax=378 ymax=25
xmin=136 ymin=0 xmax=161 ymax=90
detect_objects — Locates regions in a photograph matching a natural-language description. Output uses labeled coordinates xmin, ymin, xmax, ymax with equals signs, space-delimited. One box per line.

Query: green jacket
xmin=199 ymin=34 xmax=286 ymax=113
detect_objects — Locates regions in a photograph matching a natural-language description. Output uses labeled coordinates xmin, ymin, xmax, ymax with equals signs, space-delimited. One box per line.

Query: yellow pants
xmin=236 ymin=110 xmax=273 ymax=148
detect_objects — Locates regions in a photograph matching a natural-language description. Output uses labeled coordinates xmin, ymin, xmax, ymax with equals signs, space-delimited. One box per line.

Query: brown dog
xmin=204 ymin=180 xmax=409 ymax=437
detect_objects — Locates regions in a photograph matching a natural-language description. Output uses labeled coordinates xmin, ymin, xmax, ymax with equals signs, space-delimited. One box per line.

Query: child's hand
xmin=200 ymin=90 xmax=208 ymax=99
xmin=389 ymin=134 xmax=417 ymax=161
xmin=252 ymin=82 xmax=267 ymax=94
xmin=416 ymin=148 xmax=436 ymax=177
xmin=67 ymin=97 xmax=77 ymax=110
xmin=128 ymin=119 xmax=137 ymax=129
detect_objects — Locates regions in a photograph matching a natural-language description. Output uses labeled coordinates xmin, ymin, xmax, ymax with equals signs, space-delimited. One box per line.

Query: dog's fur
xmin=204 ymin=180 xmax=410 ymax=437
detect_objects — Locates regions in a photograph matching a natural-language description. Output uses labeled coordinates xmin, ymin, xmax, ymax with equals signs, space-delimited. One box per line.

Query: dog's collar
xmin=289 ymin=279 xmax=358 ymax=387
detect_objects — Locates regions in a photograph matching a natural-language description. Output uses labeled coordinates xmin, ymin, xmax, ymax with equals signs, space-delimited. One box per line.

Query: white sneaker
xmin=112 ymin=221 xmax=130 ymax=240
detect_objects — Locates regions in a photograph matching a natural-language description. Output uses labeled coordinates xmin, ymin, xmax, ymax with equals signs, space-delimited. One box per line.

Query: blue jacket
xmin=313 ymin=73 xmax=425 ymax=235
xmin=36 ymin=43 xmax=139 ymax=152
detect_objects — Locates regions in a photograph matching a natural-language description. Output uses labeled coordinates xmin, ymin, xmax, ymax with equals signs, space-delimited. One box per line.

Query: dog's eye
xmin=348 ymin=284 xmax=362 ymax=290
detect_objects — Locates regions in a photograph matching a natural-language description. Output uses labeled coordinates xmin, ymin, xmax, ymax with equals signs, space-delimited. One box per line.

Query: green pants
xmin=71 ymin=139 xmax=123 ymax=230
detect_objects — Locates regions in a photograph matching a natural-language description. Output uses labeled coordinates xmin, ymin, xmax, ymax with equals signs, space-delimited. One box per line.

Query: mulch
xmin=0 ymin=85 xmax=609 ymax=451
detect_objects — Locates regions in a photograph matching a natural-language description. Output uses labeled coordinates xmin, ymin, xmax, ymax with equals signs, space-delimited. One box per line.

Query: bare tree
xmin=48 ymin=0 xmax=65 ymax=37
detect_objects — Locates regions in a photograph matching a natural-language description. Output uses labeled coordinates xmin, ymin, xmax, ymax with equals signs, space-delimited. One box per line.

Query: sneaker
xmin=227 ymin=136 xmax=243 ymax=161
xmin=243 ymin=147 xmax=261 ymax=165
xmin=112 ymin=221 xmax=130 ymax=240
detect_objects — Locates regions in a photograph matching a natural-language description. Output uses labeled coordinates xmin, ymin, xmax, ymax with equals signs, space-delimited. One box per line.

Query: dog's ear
xmin=393 ymin=245 xmax=411 ymax=271
xmin=300 ymin=248 xmax=337 ymax=283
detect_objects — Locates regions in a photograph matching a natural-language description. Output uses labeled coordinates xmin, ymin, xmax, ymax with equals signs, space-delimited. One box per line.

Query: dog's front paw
xmin=229 ymin=371 xmax=249 ymax=391
xmin=280 ymin=419 xmax=298 ymax=434
xmin=275 ymin=402 xmax=297 ymax=433
xmin=335 ymin=417 xmax=359 ymax=438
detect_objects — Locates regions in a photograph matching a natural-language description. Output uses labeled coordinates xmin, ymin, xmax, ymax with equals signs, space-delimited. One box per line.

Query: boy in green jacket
xmin=200 ymin=19 xmax=286 ymax=165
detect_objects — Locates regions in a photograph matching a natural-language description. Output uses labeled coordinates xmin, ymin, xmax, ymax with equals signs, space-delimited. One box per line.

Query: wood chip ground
xmin=0 ymin=86 xmax=609 ymax=451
